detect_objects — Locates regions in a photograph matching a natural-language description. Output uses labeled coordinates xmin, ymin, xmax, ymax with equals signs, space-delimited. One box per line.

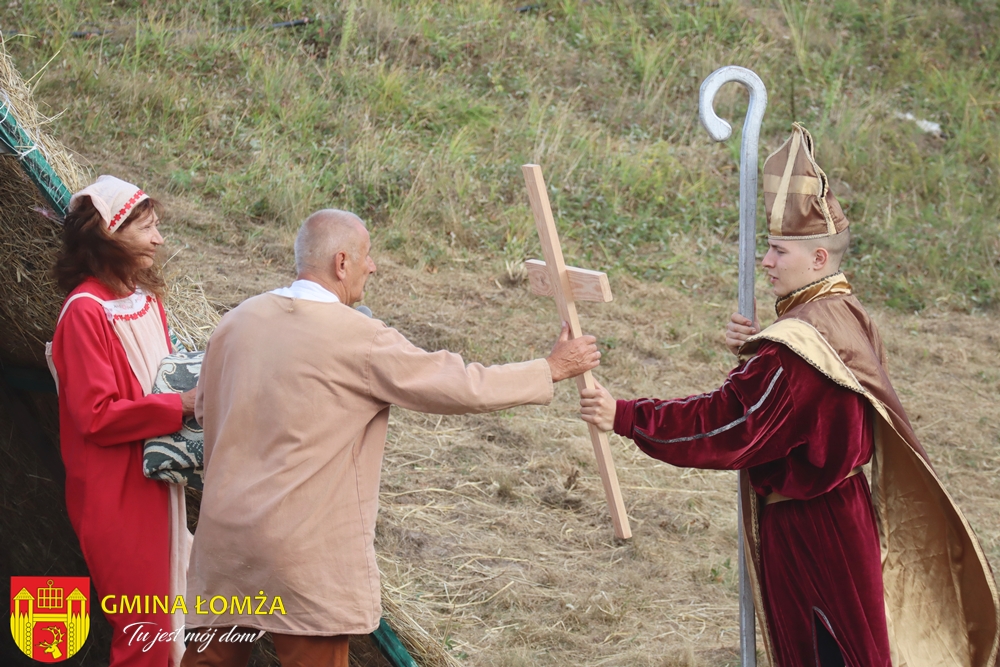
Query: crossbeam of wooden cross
xmin=521 ymin=164 xmax=632 ymax=540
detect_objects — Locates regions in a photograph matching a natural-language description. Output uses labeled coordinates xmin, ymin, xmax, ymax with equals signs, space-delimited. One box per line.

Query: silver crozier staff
xmin=698 ymin=65 xmax=768 ymax=667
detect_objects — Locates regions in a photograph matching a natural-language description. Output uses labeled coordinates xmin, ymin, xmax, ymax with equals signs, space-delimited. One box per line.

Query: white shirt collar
xmin=270 ymin=279 xmax=340 ymax=303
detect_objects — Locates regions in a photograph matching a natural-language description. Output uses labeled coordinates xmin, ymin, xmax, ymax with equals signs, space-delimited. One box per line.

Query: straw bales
xmin=0 ymin=45 xmax=85 ymax=367
xmin=0 ymin=42 xmax=227 ymax=366
xmin=379 ymin=581 xmax=463 ymax=667
xmin=0 ymin=42 xmax=225 ymax=365
xmin=164 ymin=274 xmax=223 ymax=352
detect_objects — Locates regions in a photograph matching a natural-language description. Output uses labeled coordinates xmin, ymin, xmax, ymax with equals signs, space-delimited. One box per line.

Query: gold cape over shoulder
xmin=740 ymin=273 xmax=999 ymax=667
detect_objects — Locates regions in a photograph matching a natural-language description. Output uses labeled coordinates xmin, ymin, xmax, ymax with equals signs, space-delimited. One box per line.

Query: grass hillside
xmin=2 ymin=2 xmax=999 ymax=666
xmin=2 ymin=0 xmax=998 ymax=311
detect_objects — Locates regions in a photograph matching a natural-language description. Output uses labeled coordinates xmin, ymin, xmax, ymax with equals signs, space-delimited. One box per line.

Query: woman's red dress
xmin=53 ymin=277 xmax=183 ymax=666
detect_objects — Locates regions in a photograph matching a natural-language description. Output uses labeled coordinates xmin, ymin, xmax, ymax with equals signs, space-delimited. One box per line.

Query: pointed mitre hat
xmin=762 ymin=123 xmax=848 ymax=239
xmin=68 ymin=175 xmax=148 ymax=233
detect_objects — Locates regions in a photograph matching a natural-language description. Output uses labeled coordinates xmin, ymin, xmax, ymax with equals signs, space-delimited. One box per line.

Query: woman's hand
xmin=180 ymin=388 xmax=197 ymax=418
xmin=580 ymin=379 xmax=616 ymax=432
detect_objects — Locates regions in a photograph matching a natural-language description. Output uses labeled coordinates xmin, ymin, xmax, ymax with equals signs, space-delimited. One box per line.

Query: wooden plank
xmin=525 ymin=260 xmax=612 ymax=303
xmin=522 ymin=164 xmax=631 ymax=540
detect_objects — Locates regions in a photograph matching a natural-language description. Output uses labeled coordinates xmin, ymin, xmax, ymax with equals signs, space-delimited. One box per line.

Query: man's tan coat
xmin=187 ymin=294 xmax=553 ymax=635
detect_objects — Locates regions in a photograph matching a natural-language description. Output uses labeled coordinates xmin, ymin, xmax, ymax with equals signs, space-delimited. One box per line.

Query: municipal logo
xmin=10 ymin=577 xmax=90 ymax=662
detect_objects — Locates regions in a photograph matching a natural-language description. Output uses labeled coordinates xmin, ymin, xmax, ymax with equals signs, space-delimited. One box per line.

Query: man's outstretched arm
xmin=368 ymin=322 xmax=600 ymax=415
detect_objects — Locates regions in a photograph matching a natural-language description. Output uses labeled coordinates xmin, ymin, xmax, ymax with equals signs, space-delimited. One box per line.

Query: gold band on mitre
xmin=762 ymin=123 xmax=849 ymax=239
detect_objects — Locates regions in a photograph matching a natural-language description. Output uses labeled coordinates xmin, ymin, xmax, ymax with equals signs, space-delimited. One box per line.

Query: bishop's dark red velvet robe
xmin=613 ymin=341 xmax=891 ymax=666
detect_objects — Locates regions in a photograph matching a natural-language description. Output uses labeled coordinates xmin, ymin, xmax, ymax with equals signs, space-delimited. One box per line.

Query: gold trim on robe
xmin=738 ymin=272 xmax=999 ymax=667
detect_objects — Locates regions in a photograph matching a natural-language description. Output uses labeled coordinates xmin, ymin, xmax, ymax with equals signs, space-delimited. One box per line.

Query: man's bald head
xmin=294 ymin=209 xmax=367 ymax=275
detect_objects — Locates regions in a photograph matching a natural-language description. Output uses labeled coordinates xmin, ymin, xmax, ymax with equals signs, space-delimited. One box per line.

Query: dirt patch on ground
xmin=158 ymin=221 xmax=999 ymax=666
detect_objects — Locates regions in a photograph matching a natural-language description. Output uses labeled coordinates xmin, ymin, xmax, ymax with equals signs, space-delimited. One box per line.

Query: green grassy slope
xmin=2 ymin=0 xmax=998 ymax=311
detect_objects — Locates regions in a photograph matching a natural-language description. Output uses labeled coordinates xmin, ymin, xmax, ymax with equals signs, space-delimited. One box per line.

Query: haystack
xmin=0 ymin=42 xmax=458 ymax=667
xmin=0 ymin=45 xmax=83 ymax=368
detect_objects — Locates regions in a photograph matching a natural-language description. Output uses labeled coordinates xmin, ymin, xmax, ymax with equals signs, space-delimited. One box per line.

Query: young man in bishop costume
xmin=581 ymin=124 xmax=999 ymax=667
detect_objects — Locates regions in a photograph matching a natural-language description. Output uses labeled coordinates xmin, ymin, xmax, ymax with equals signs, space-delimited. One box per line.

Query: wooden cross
xmin=522 ymin=164 xmax=632 ymax=540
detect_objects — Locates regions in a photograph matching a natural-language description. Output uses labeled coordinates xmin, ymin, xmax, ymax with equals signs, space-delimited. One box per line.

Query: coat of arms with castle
xmin=10 ymin=577 xmax=90 ymax=662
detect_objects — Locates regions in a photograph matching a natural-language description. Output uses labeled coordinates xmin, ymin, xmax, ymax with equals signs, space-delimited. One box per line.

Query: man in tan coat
xmin=182 ymin=209 xmax=601 ymax=667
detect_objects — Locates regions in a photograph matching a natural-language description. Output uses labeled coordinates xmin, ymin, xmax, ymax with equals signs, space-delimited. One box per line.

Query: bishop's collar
xmin=775 ymin=272 xmax=852 ymax=317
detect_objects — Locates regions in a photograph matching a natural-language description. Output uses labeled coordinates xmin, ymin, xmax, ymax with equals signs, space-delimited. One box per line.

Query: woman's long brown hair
xmin=53 ymin=197 xmax=167 ymax=299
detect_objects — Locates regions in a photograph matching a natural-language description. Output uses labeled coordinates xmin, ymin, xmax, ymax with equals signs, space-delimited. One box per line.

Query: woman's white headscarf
xmin=68 ymin=175 xmax=148 ymax=232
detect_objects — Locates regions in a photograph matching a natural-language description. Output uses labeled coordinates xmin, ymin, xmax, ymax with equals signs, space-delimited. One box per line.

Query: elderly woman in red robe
xmin=51 ymin=175 xmax=196 ymax=667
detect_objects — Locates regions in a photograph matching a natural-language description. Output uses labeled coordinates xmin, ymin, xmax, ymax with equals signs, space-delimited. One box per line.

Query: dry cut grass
xmin=364 ymin=260 xmax=1000 ymax=667
xmin=166 ymin=237 xmax=1000 ymax=666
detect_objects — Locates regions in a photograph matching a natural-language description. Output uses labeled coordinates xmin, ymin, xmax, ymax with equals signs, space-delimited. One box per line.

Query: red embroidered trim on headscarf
xmin=108 ymin=189 xmax=147 ymax=231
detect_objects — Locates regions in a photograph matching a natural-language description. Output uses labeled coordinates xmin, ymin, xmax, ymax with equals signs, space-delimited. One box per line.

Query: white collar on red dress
xmin=100 ymin=287 xmax=153 ymax=320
